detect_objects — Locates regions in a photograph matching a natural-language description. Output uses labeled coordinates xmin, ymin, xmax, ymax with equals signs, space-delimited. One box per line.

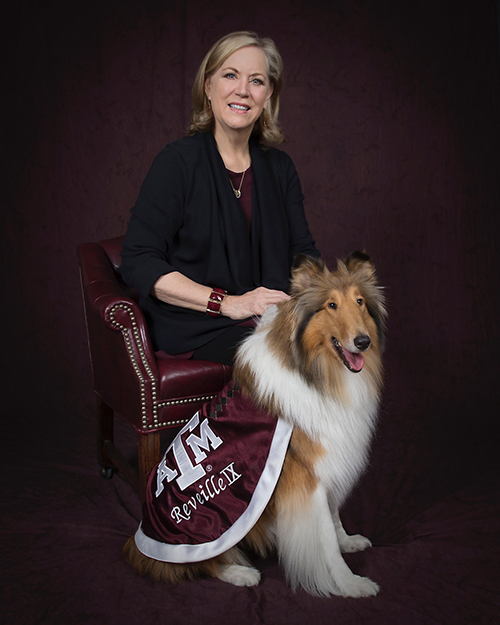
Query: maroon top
xmin=227 ymin=166 xmax=253 ymax=230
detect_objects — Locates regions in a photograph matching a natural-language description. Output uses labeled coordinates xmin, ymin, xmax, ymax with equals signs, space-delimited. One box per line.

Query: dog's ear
xmin=344 ymin=250 xmax=372 ymax=269
xmin=290 ymin=254 xmax=326 ymax=294
xmin=344 ymin=250 xmax=377 ymax=282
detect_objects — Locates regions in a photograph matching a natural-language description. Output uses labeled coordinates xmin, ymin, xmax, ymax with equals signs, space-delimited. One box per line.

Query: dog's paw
xmin=339 ymin=534 xmax=372 ymax=553
xmin=336 ymin=574 xmax=380 ymax=598
xmin=217 ymin=564 xmax=261 ymax=587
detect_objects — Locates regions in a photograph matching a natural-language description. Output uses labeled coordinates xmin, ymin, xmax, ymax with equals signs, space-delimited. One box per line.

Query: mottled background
xmin=2 ymin=1 xmax=500 ymax=623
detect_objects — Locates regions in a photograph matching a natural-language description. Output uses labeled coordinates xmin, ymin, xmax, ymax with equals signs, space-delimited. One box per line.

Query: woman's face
xmin=205 ymin=46 xmax=274 ymax=139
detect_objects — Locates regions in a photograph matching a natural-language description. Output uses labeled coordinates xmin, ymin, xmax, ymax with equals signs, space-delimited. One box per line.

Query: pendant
xmin=234 ymin=189 xmax=241 ymax=199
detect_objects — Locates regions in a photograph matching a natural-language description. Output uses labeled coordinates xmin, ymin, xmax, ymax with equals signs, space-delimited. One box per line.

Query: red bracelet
xmin=206 ymin=287 xmax=227 ymax=317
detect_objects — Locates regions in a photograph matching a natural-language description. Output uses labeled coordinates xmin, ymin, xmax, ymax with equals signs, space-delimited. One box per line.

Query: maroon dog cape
xmin=135 ymin=381 xmax=293 ymax=563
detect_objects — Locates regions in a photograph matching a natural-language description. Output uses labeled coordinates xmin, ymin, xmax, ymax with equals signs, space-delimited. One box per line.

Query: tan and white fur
xmin=124 ymin=252 xmax=387 ymax=597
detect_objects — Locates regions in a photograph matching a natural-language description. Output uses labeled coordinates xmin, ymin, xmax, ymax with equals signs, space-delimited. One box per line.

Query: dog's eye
xmin=357 ymin=298 xmax=364 ymax=306
xmin=328 ymin=302 xmax=337 ymax=310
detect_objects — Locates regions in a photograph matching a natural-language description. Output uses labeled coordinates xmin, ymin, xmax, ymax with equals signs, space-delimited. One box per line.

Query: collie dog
xmin=123 ymin=252 xmax=386 ymax=597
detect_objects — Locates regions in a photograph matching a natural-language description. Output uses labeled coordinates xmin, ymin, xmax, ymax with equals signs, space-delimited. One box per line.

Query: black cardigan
xmin=121 ymin=132 xmax=319 ymax=354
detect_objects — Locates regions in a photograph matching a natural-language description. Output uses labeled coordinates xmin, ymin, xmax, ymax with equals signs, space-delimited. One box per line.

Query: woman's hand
xmin=221 ymin=287 xmax=290 ymax=320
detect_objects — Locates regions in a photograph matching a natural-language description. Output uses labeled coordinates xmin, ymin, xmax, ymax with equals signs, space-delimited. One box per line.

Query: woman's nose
xmin=235 ymin=80 xmax=249 ymax=97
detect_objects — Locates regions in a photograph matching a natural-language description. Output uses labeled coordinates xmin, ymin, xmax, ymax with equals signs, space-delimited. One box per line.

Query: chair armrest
xmin=78 ymin=243 xmax=159 ymax=423
xmin=85 ymin=281 xmax=157 ymax=369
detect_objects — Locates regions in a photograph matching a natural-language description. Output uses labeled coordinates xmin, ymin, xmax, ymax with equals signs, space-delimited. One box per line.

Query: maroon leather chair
xmin=77 ymin=236 xmax=232 ymax=501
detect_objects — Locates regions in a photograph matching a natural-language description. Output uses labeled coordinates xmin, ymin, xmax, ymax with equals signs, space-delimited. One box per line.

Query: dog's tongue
xmin=342 ymin=348 xmax=365 ymax=372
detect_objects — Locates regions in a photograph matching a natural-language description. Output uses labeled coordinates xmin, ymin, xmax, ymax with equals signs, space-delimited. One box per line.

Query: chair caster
xmin=100 ymin=466 xmax=115 ymax=480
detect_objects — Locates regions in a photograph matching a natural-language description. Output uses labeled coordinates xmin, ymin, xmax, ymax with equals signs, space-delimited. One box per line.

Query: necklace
xmin=229 ymin=168 xmax=247 ymax=199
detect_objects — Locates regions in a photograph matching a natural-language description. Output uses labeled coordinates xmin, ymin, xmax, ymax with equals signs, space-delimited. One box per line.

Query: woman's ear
xmin=204 ymin=77 xmax=212 ymax=101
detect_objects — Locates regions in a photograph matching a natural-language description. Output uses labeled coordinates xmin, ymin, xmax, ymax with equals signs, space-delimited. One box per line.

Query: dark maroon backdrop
xmin=2 ymin=1 xmax=500 ymax=624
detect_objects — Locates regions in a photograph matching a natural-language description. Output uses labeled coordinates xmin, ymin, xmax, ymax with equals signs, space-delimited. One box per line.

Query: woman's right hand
xmin=221 ymin=287 xmax=290 ymax=320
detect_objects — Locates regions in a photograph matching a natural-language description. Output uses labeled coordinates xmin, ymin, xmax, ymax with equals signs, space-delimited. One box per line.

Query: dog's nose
xmin=354 ymin=334 xmax=371 ymax=351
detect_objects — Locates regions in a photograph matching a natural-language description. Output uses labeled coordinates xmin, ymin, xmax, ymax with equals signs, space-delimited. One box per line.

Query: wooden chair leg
xmin=96 ymin=395 xmax=140 ymax=495
xmin=137 ymin=431 xmax=161 ymax=503
xmin=96 ymin=395 xmax=161 ymax=501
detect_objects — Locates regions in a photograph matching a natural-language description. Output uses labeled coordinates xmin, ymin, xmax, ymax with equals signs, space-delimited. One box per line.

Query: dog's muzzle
xmin=332 ymin=336 xmax=370 ymax=373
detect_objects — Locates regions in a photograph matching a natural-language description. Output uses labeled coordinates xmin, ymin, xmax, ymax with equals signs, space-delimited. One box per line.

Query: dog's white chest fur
xmin=237 ymin=308 xmax=378 ymax=505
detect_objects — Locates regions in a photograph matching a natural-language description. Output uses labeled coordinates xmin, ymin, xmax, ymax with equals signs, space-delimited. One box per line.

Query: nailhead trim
xmin=149 ymin=418 xmax=190 ymax=429
xmin=108 ymin=303 xmax=158 ymax=428
xmin=107 ymin=303 xmax=218 ymax=430
xmin=156 ymin=394 xmax=217 ymax=409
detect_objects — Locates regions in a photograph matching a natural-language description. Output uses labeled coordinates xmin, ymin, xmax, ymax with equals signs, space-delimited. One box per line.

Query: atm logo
xmin=155 ymin=412 xmax=223 ymax=496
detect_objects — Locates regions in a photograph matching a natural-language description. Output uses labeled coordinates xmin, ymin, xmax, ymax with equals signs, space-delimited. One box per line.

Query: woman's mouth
xmin=229 ymin=103 xmax=250 ymax=112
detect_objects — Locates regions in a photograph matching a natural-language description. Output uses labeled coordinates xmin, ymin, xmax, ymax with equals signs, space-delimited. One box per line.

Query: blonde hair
xmin=189 ymin=31 xmax=284 ymax=146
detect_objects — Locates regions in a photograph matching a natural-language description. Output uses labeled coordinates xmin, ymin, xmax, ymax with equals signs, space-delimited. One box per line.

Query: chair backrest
xmin=95 ymin=235 xmax=140 ymax=302
xmin=98 ymin=235 xmax=124 ymax=274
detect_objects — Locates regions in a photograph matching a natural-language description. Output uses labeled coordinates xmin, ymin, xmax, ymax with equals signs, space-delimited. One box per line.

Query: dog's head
xmin=288 ymin=252 xmax=387 ymax=384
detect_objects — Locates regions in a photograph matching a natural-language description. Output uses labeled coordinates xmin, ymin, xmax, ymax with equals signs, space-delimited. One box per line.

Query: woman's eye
xmin=224 ymin=73 xmax=236 ymax=79
xmin=252 ymin=78 xmax=264 ymax=85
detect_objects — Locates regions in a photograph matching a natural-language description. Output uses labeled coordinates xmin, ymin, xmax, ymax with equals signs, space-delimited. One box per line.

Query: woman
xmin=121 ymin=31 xmax=320 ymax=365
